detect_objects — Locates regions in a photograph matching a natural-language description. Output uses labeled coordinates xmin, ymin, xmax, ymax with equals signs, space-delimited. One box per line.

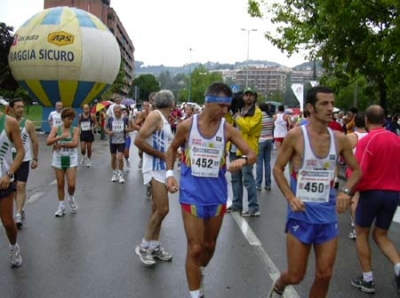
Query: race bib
xmin=80 ymin=121 xmax=91 ymax=131
xmin=296 ymin=170 xmax=332 ymax=203
xmin=191 ymin=146 xmax=221 ymax=178
xmin=112 ymin=122 xmax=124 ymax=132
xmin=54 ymin=118 xmax=62 ymax=127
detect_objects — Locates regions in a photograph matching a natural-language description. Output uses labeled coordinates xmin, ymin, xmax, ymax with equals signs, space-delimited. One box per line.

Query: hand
xmin=228 ymin=158 xmax=246 ymax=172
xmin=108 ymin=131 xmax=114 ymax=136
xmin=288 ymin=197 xmax=306 ymax=212
xmin=166 ymin=177 xmax=179 ymax=193
xmin=336 ymin=192 xmax=351 ymax=213
xmin=0 ymin=175 xmax=11 ymax=190
xmin=53 ymin=143 xmax=62 ymax=151
xmin=31 ymin=160 xmax=38 ymax=169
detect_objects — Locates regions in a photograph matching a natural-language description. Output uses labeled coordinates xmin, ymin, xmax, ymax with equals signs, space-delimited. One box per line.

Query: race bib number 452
xmin=296 ymin=170 xmax=332 ymax=203
xmin=191 ymin=147 xmax=221 ymax=178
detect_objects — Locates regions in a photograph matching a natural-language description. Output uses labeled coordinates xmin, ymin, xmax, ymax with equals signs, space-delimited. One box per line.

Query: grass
xmin=0 ymin=105 xmax=43 ymax=128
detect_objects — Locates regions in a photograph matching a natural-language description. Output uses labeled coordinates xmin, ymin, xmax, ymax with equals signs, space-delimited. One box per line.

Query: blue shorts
xmin=285 ymin=218 xmax=338 ymax=245
xmin=125 ymin=136 xmax=131 ymax=149
xmin=181 ymin=203 xmax=227 ymax=220
xmin=356 ymin=190 xmax=400 ymax=230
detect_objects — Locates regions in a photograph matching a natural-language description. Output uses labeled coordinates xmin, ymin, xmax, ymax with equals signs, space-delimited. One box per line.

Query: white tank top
xmin=20 ymin=120 xmax=32 ymax=161
xmin=142 ymin=110 xmax=173 ymax=172
xmin=0 ymin=115 xmax=13 ymax=177
xmin=353 ymin=131 xmax=368 ymax=154
xmin=274 ymin=113 xmax=288 ymax=138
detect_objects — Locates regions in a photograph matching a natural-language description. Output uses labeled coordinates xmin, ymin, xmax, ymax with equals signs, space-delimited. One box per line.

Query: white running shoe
xmin=86 ymin=159 xmax=91 ymax=168
xmin=118 ymin=173 xmax=125 ymax=184
xmin=15 ymin=213 xmax=23 ymax=229
xmin=9 ymin=243 xmax=22 ymax=268
xmin=80 ymin=156 xmax=86 ymax=166
xmin=111 ymin=172 xmax=117 ymax=182
xmin=68 ymin=197 xmax=78 ymax=213
xmin=55 ymin=205 xmax=66 ymax=217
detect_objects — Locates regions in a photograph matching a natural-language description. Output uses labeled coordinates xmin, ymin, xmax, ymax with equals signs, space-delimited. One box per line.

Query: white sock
xmin=9 ymin=243 xmax=16 ymax=250
xmin=149 ymin=240 xmax=159 ymax=249
xmin=59 ymin=201 xmax=65 ymax=207
xmin=363 ymin=271 xmax=374 ymax=282
xmin=189 ymin=290 xmax=200 ymax=298
xmin=141 ymin=239 xmax=150 ymax=249
xmin=394 ymin=263 xmax=400 ymax=276
xmin=69 ymin=195 xmax=74 ymax=200
xmin=200 ymin=266 xmax=205 ymax=274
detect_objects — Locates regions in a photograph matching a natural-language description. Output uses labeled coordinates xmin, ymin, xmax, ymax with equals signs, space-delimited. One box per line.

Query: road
xmin=0 ymin=132 xmax=399 ymax=298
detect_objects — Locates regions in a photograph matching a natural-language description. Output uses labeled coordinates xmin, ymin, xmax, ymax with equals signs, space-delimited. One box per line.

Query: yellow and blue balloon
xmin=8 ymin=6 xmax=121 ymax=108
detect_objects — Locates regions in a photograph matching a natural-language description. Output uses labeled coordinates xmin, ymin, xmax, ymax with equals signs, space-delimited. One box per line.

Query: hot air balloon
xmin=8 ymin=6 xmax=121 ymax=132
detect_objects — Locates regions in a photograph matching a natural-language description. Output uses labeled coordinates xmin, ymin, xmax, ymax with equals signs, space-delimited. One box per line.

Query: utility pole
xmin=188 ymin=48 xmax=192 ymax=101
xmin=241 ymin=28 xmax=257 ymax=88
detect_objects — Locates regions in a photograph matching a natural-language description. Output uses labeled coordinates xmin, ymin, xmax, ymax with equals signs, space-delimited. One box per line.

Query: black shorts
xmin=356 ymin=190 xmax=400 ymax=230
xmin=80 ymin=132 xmax=94 ymax=143
xmin=110 ymin=143 xmax=125 ymax=154
xmin=0 ymin=183 xmax=16 ymax=199
xmin=15 ymin=161 xmax=30 ymax=183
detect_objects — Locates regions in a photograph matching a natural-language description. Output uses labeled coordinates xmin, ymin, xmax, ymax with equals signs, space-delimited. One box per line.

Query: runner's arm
xmin=7 ymin=117 xmax=24 ymax=175
xmin=340 ymin=134 xmax=362 ymax=191
xmin=166 ymin=120 xmax=189 ymax=170
xmin=27 ymin=120 xmax=39 ymax=162
xmin=61 ymin=127 xmax=80 ymax=149
xmin=46 ymin=127 xmax=60 ymax=146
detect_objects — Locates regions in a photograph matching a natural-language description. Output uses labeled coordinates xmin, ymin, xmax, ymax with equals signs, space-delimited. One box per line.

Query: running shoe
xmin=55 ymin=205 xmax=66 ymax=217
xmin=15 ymin=213 xmax=23 ymax=229
xmin=394 ymin=274 xmax=400 ymax=295
xmin=125 ymin=158 xmax=130 ymax=168
xmin=68 ymin=197 xmax=78 ymax=213
xmin=86 ymin=159 xmax=91 ymax=168
xmin=21 ymin=209 xmax=25 ymax=219
xmin=111 ymin=172 xmax=117 ymax=182
xmin=256 ymin=186 xmax=262 ymax=191
xmin=241 ymin=211 xmax=261 ymax=217
xmin=9 ymin=243 xmax=22 ymax=268
xmin=268 ymin=287 xmax=283 ymax=298
xmin=138 ymin=158 xmax=143 ymax=169
xmin=348 ymin=228 xmax=356 ymax=240
xmin=80 ymin=157 xmax=86 ymax=166
xmin=135 ymin=245 xmax=156 ymax=266
xmin=118 ymin=173 xmax=125 ymax=184
xmin=199 ymin=267 xmax=205 ymax=298
xmin=152 ymin=246 xmax=172 ymax=261
xmin=265 ymin=186 xmax=271 ymax=191
xmin=351 ymin=276 xmax=375 ymax=293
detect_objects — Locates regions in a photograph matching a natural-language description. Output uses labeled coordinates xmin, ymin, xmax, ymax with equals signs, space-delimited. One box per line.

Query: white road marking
xmin=26 ymin=192 xmax=45 ymax=204
xmin=231 ymin=212 xmax=300 ymax=298
xmin=49 ymin=180 xmax=57 ymax=186
xmin=393 ymin=207 xmax=400 ymax=223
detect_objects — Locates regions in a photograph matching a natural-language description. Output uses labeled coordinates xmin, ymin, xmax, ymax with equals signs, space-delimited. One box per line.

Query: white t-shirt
xmin=106 ymin=103 xmax=126 ymax=119
xmin=48 ymin=111 xmax=62 ymax=128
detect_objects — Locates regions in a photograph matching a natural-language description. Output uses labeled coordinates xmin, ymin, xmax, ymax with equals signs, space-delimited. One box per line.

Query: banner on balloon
xmin=291 ymin=84 xmax=304 ymax=111
xmin=8 ymin=6 xmax=121 ymax=108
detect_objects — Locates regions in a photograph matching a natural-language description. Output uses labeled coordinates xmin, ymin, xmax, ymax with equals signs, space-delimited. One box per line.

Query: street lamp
xmin=188 ymin=48 xmax=192 ymax=101
xmin=241 ymin=28 xmax=257 ymax=88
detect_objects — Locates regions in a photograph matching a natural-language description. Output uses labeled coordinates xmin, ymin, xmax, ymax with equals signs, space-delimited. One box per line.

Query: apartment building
xmin=44 ymin=0 xmax=135 ymax=96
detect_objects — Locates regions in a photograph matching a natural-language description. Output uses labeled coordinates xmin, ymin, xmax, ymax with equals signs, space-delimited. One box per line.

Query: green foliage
xmin=0 ymin=23 xmax=19 ymax=92
xmin=132 ymin=74 xmax=161 ymax=101
xmin=249 ymin=0 xmax=400 ymax=110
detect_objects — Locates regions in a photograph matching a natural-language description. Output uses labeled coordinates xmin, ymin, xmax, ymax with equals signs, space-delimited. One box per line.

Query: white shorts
xmin=143 ymin=170 xmax=166 ymax=185
xmin=52 ymin=152 xmax=78 ymax=170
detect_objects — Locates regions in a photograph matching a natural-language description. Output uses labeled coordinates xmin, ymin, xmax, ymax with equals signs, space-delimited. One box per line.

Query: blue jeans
xmin=230 ymin=153 xmax=259 ymax=213
xmin=256 ymin=140 xmax=273 ymax=188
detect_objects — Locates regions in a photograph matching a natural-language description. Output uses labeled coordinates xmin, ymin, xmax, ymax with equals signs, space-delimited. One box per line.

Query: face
xmin=11 ymin=101 xmax=24 ymax=117
xmin=307 ymin=92 xmax=335 ymax=124
xmin=207 ymin=93 xmax=231 ymax=119
xmin=115 ymin=98 xmax=121 ymax=104
xmin=143 ymin=102 xmax=150 ymax=112
xmin=56 ymin=102 xmax=63 ymax=112
xmin=114 ymin=107 xmax=122 ymax=118
xmin=62 ymin=116 xmax=74 ymax=126
xmin=185 ymin=106 xmax=194 ymax=117
xmin=243 ymin=92 xmax=255 ymax=104
xmin=83 ymin=105 xmax=90 ymax=114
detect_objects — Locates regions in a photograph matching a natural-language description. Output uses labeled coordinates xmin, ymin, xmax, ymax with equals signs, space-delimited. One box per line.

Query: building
xmin=44 ymin=0 xmax=135 ymax=97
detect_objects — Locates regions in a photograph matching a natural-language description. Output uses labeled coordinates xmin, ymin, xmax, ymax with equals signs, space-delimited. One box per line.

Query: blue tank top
xmin=180 ymin=115 xmax=227 ymax=206
xmin=289 ymin=126 xmax=338 ymax=224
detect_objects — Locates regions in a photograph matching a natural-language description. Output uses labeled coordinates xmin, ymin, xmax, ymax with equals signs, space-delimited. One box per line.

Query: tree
xmin=0 ymin=23 xmax=19 ymax=92
xmin=132 ymin=74 xmax=160 ymax=102
xmin=248 ymin=0 xmax=400 ymax=110
xmin=101 ymin=61 xmax=127 ymax=100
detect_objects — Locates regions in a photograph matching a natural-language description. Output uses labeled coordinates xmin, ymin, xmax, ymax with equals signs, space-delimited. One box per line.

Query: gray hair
xmin=113 ymin=104 xmax=122 ymax=111
xmin=154 ymin=90 xmax=174 ymax=109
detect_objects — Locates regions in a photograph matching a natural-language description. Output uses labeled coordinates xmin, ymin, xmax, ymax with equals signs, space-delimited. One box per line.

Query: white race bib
xmin=191 ymin=146 xmax=221 ymax=178
xmin=80 ymin=121 xmax=91 ymax=131
xmin=112 ymin=122 xmax=124 ymax=132
xmin=296 ymin=170 xmax=332 ymax=203
xmin=54 ymin=118 xmax=62 ymax=127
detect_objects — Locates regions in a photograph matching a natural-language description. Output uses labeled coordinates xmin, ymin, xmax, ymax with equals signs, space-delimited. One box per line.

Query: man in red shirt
xmin=351 ymin=105 xmax=400 ymax=294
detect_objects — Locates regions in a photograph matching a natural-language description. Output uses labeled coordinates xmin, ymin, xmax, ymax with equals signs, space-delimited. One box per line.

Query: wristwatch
xmin=6 ymin=171 xmax=14 ymax=182
xmin=340 ymin=187 xmax=353 ymax=196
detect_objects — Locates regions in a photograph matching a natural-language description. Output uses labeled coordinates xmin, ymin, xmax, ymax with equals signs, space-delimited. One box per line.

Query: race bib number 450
xmin=191 ymin=147 xmax=221 ymax=178
xmin=296 ymin=170 xmax=332 ymax=203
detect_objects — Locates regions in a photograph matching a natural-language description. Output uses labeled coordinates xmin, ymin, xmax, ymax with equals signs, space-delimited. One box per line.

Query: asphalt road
xmin=0 ymin=132 xmax=399 ymax=298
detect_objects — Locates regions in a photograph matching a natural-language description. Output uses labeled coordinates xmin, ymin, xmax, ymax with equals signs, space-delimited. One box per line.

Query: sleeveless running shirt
xmin=142 ymin=110 xmax=172 ymax=173
xmin=0 ymin=115 xmax=13 ymax=177
xmin=274 ymin=113 xmax=288 ymax=138
xmin=289 ymin=126 xmax=338 ymax=224
xmin=11 ymin=119 xmax=32 ymax=162
xmin=180 ymin=115 xmax=227 ymax=206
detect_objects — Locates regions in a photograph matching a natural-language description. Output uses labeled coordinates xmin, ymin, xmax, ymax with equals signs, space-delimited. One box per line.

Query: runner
xmin=345 ymin=112 xmax=368 ymax=240
xmin=78 ymin=104 xmax=97 ymax=168
xmin=134 ymin=100 xmax=152 ymax=169
xmin=166 ymin=82 xmax=257 ymax=298
xmin=104 ymin=105 xmax=133 ymax=184
xmin=273 ymin=105 xmax=292 ymax=151
xmin=46 ymin=108 xmax=80 ymax=217
xmin=134 ymin=90 xmax=175 ymax=266
xmin=268 ymin=86 xmax=362 ymax=297
xmin=350 ymin=105 xmax=400 ymax=294
xmin=8 ymin=98 xmax=39 ymax=228
xmin=0 ymin=108 xmax=24 ymax=267
xmin=48 ymin=101 xmax=63 ymax=129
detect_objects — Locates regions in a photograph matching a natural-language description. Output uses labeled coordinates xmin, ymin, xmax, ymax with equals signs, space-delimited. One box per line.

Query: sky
xmin=1 ymin=0 xmax=308 ymax=68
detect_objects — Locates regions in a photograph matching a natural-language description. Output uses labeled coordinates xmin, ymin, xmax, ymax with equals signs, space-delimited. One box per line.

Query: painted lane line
xmin=26 ymin=192 xmax=45 ymax=204
xmin=393 ymin=207 xmax=400 ymax=224
xmin=231 ymin=212 xmax=300 ymax=298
